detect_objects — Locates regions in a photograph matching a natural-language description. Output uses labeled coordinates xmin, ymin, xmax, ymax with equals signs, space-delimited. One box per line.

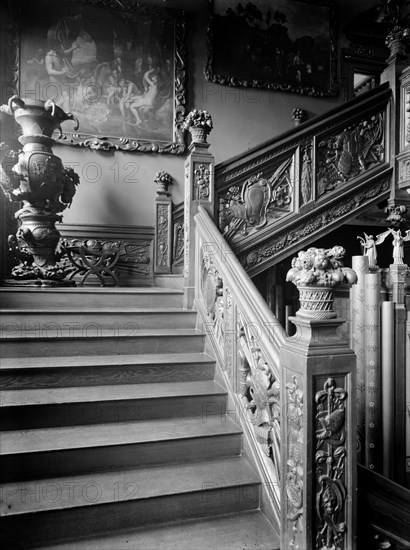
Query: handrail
xmin=194 ymin=205 xmax=285 ymax=524
xmin=195 ymin=206 xmax=286 ymax=369
xmin=214 ymin=83 xmax=393 ymax=276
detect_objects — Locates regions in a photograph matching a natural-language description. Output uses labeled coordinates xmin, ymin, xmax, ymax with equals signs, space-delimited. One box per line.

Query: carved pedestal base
xmin=280 ymin=316 xmax=357 ymax=550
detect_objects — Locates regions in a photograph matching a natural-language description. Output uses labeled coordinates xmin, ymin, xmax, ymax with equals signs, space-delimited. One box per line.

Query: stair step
xmin=1 ymin=329 xmax=205 ymax=357
xmin=0 ymin=416 xmax=242 ymax=481
xmin=0 ymin=458 xmax=261 ymax=548
xmin=0 ymin=353 xmax=215 ymax=389
xmin=0 ymin=287 xmax=183 ymax=309
xmin=31 ymin=510 xmax=280 ymax=550
xmin=0 ymin=381 xmax=227 ymax=429
xmin=1 ymin=308 xmax=197 ymax=330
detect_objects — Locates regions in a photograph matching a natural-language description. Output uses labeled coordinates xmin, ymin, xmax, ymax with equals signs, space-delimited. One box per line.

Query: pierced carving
xmin=238 ymin=177 xmax=390 ymax=273
xmin=172 ymin=220 xmax=184 ymax=270
xmin=219 ymin=157 xmax=293 ymax=241
xmin=317 ymin=113 xmax=384 ymax=197
xmin=238 ymin=316 xmax=281 ymax=481
xmin=315 ymin=377 xmax=348 ymax=550
xmin=201 ymin=252 xmax=224 ymax=352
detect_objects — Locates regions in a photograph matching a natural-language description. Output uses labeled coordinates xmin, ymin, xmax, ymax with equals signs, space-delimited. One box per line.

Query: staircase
xmin=0 ymin=286 xmax=280 ymax=549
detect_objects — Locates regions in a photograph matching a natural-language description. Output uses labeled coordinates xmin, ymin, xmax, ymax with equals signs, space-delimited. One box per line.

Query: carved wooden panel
xmin=58 ymin=223 xmax=153 ymax=286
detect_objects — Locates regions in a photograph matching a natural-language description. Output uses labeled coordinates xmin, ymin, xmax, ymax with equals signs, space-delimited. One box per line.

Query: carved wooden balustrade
xmin=194 ymin=205 xmax=286 ymax=526
xmin=215 ymin=83 xmax=393 ymax=276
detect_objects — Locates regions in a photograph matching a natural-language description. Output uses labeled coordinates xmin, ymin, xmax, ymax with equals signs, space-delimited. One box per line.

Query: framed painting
xmin=205 ymin=0 xmax=338 ymax=97
xmin=6 ymin=0 xmax=186 ymax=153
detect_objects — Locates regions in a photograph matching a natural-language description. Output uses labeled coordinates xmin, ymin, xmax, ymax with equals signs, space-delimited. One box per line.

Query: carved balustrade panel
xmin=316 ymin=110 xmax=385 ymax=199
xmin=214 ymin=84 xmax=392 ymax=276
xmin=197 ymin=236 xmax=282 ymax=517
xmin=218 ymin=153 xmax=296 ymax=244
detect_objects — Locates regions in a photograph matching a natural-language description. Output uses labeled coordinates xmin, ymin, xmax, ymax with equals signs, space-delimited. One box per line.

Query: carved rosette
xmin=315 ymin=377 xmax=348 ymax=550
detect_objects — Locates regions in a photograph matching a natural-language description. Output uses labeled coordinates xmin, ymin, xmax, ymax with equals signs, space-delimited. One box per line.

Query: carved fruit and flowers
xmin=315 ymin=378 xmax=348 ymax=550
xmin=182 ymin=109 xmax=213 ymax=143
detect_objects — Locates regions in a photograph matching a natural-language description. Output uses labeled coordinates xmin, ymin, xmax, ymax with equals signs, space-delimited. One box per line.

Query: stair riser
xmin=1 ymin=311 xmax=197 ymax=331
xmin=0 ymin=434 xmax=242 ymax=482
xmin=1 ymin=334 xmax=205 ymax=358
xmin=0 ymin=290 xmax=183 ymax=309
xmin=0 ymin=485 xmax=261 ymax=549
xmin=0 ymin=363 xmax=215 ymax=390
xmin=1 ymin=395 xmax=228 ymax=430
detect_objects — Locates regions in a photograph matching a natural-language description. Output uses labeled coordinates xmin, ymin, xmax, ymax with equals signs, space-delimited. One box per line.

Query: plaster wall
xmin=0 ymin=0 xmax=378 ymax=227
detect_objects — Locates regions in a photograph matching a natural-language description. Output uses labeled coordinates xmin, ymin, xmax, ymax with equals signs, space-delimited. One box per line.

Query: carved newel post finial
xmin=286 ymin=246 xmax=358 ymax=319
xmin=291 ymin=108 xmax=306 ymax=127
xmin=182 ymin=109 xmax=213 ymax=147
xmin=281 ymin=246 xmax=358 ymax=550
xmin=154 ymin=170 xmax=173 ymax=196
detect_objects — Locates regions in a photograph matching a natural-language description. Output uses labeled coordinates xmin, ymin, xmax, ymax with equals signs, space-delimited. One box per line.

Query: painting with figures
xmin=14 ymin=0 xmax=186 ymax=152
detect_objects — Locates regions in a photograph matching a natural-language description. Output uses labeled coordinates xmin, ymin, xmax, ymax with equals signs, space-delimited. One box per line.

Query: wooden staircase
xmin=0 ymin=286 xmax=280 ymax=549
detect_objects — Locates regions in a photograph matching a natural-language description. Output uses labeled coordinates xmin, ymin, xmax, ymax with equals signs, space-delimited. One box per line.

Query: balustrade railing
xmin=194 ymin=205 xmax=285 ymax=524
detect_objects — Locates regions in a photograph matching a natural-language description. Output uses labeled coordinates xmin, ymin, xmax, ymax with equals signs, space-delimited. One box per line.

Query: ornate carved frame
xmin=6 ymin=0 xmax=187 ymax=153
xmin=205 ymin=0 xmax=338 ymax=97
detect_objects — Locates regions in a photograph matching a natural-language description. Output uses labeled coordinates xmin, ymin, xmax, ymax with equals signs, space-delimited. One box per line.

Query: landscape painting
xmin=206 ymin=0 xmax=337 ymax=96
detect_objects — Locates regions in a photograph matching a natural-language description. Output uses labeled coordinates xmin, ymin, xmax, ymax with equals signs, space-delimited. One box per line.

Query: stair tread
xmin=1 ymin=328 xmax=202 ymax=340
xmin=0 ymin=352 xmax=214 ymax=370
xmin=30 ymin=511 xmax=280 ymax=550
xmin=0 ymin=287 xmax=183 ymax=294
xmin=1 ymin=416 xmax=241 ymax=455
xmin=1 ymin=456 xmax=258 ymax=515
xmin=1 ymin=380 xmax=226 ymax=406
xmin=1 ymin=307 xmax=194 ymax=313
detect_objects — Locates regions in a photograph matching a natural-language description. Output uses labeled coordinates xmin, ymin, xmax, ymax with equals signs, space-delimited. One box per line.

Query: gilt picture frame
xmin=205 ymin=0 xmax=338 ymax=97
xmin=6 ymin=0 xmax=186 ymax=153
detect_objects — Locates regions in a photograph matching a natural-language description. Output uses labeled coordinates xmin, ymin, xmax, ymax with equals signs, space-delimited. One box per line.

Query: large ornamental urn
xmin=0 ymin=95 xmax=80 ymax=285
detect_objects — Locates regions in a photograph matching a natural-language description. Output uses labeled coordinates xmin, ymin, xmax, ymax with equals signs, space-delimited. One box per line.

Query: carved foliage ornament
xmin=239 ymin=178 xmax=390 ymax=272
xmin=285 ymin=375 xmax=304 ymax=550
xmin=315 ymin=378 xmax=348 ymax=550
xmin=238 ymin=316 xmax=281 ymax=481
xmin=156 ymin=204 xmax=169 ymax=267
xmin=317 ymin=112 xmax=384 ymax=197
xmin=219 ymin=156 xmax=293 ymax=241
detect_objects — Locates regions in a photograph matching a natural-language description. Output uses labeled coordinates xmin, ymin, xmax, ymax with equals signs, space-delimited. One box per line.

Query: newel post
xmin=280 ymin=246 xmax=358 ymax=550
xmin=182 ymin=109 xmax=214 ymax=308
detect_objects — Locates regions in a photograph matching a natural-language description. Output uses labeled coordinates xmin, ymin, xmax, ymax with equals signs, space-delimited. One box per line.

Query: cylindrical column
xmin=364 ymin=271 xmax=381 ymax=472
xmin=350 ymin=255 xmax=369 ymax=464
xmin=381 ymin=300 xmax=394 ymax=478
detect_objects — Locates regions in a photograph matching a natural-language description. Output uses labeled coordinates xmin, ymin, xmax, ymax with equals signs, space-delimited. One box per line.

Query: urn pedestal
xmin=0 ymin=95 xmax=79 ymax=285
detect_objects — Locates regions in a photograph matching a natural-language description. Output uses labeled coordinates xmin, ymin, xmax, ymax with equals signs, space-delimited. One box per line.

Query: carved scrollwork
xmin=315 ymin=377 xmax=348 ymax=550
xmin=219 ymin=157 xmax=293 ymax=241
xmin=238 ymin=317 xmax=281 ymax=480
xmin=238 ymin=177 xmax=390 ymax=273
xmin=201 ymin=252 xmax=224 ymax=351
xmin=317 ymin=112 xmax=385 ymax=197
